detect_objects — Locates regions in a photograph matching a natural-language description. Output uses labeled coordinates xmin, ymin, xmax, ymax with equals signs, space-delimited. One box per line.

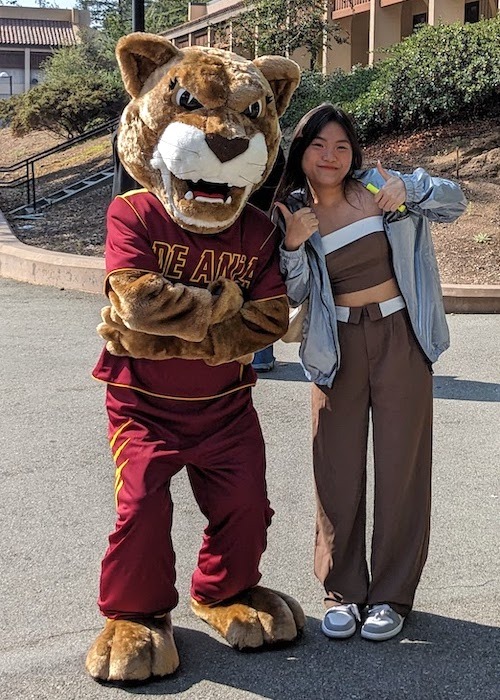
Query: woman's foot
xmin=360 ymin=604 xmax=404 ymax=641
xmin=321 ymin=603 xmax=361 ymax=639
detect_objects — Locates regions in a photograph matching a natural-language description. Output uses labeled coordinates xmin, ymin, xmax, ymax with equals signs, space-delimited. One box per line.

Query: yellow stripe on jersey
xmin=114 ymin=459 xmax=129 ymax=509
xmin=93 ymin=376 xmax=257 ymax=401
xmin=113 ymin=437 xmax=130 ymax=463
xmin=115 ymin=479 xmax=124 ymax=509
xmin=114 ymin=458 xmax=129 ymax=490
xmin=109 ymin=418 xmax=132 ymax=449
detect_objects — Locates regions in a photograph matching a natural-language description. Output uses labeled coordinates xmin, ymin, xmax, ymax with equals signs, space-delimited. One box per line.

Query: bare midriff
xmin=334 ymin=277 xmax=401 ymax=307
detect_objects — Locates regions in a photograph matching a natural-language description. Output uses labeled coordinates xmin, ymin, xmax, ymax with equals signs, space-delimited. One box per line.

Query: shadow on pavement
xmin=118 ymin=613 xmax=500 ymax=698
xmin=258 ymin=369 xmax=500 ymax=402
xmin=433 ymin=375 xmax=500 ymax=402
xmin=256 ymin=361 xmax=308 ymax=382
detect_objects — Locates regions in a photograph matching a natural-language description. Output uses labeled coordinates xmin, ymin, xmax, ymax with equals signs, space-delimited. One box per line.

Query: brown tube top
xmin=322 ymin=217 xmax=395 ymax=295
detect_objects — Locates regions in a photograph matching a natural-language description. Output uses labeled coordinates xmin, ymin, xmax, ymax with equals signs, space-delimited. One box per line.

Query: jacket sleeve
xmin=399 ymin=168 xmax=467 ymax=223
xmin=279 ymin=243 xmax=311 ymax=306
xmin=360 ymin=166 xmax=467 ymax=223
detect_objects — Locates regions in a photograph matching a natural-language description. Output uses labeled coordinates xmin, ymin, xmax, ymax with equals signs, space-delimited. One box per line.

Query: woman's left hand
xmin=373 ymin=161 xmax=407 ymax=212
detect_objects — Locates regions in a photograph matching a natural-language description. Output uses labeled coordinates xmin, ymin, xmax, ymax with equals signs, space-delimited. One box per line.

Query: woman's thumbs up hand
xmin=372 ymin=161 xmax=407 ymax=212
xmin=275 ymin=202 xmax=319 ymax=251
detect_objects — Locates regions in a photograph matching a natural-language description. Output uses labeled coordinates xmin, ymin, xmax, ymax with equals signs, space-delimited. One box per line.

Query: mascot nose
xmin=206 ymin=134 xmax=249 ymax=163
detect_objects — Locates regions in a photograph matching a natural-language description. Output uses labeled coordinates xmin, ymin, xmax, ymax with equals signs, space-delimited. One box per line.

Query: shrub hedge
xmin=282 ymin=16 xmax=500 ymax=143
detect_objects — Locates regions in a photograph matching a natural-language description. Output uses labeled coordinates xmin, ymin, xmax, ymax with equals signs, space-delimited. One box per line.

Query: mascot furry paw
xmin=87 ymin=32 xmax=302 ymax=684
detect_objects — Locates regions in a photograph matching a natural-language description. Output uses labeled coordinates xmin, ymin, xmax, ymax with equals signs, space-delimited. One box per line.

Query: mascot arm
xmin=98 ymin=295 xmax=289 ymax=365
xmin=204 ymin=295 xmax=289 ymax=365
xmin=107 ymin=271 xmax=244 ymax=341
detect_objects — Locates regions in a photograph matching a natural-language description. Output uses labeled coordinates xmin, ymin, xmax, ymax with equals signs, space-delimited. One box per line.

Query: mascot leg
xmin=188 ymin=396 xmax=305 ymax=649
xmin=86 ymin=393 xmax=182 ymax=683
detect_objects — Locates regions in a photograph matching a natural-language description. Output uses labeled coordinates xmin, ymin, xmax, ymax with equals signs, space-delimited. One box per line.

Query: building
xmin=162 ymin=0 xmax=499 ymax=73
xmin=0 ymin=6 xmax=90 ymax=98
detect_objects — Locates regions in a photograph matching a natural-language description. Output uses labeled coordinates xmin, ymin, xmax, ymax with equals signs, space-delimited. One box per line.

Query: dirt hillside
xmin=0 ymin=117 xmax=499 ymax=285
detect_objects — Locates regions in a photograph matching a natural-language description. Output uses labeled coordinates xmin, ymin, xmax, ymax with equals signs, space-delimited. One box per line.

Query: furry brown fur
xmin=106 ymin=271 xmax=244 ymax=341
xmin=85 ymin=614 xmax=179 ymax=682
xmin=191 ymin=586 xmax=306 ymax=649
xmin=115 ymin=34 xmax=300 ymax=234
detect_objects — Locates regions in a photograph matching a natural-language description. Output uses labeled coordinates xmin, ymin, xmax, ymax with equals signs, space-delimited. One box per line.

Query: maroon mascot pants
xmin=98 ymin=385 xmax=273 ymax=620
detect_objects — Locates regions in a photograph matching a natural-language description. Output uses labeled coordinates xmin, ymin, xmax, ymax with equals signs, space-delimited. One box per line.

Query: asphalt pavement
xmin=0 ymin=277 xmax=499 ymax=700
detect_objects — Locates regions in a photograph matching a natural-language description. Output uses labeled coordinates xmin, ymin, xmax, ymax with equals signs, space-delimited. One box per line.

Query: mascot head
xmin=115 ymin=33 xmax=300 ymax=234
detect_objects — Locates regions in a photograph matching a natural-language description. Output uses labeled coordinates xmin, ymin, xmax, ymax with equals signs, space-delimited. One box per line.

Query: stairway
xmin=9 ymin=167 xmax=114 ymax=218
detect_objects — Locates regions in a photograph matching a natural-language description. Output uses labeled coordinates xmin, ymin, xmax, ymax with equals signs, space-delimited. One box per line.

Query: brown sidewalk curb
xmin=1 ymin=211 xmax=499 ymax=312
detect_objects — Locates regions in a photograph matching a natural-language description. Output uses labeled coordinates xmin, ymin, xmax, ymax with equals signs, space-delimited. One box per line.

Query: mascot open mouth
xmin=183 ymin=178 xmax=233 ymax=205
xmin=171 ymin=173 xmax=246 ymax=211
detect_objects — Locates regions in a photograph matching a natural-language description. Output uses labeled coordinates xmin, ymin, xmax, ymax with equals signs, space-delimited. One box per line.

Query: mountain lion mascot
xmin=86 ymin=32 xmax=302 ymax=683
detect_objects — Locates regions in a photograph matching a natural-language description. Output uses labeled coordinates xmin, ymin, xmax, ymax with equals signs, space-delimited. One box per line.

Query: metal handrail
xmin=0 ymin=117 xmax=118 ymax=175
xmin=0 ymin=117 xmax=118 ymax=212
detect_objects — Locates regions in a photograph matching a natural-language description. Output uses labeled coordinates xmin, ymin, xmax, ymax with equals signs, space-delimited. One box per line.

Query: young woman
xmin=275 ymin=104 xmax=466 ymax=642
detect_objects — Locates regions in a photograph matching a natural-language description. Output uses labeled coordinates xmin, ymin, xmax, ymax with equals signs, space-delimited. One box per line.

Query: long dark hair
xmin=276 ymin=103 xmax=363 ymax=205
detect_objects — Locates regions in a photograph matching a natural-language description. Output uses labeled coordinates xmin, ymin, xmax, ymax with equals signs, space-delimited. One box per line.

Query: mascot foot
xmin=85 ymin=614 xmax=179 ymax=683
xmin=191 ymin=586 xmax=305 ymax=650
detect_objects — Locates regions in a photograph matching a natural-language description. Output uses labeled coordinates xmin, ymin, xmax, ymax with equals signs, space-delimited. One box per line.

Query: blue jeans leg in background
xmin=252 ymin=345 xmax=275 ymax=372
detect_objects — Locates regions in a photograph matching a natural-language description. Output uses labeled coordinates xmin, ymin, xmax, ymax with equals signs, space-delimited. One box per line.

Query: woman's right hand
xmin=275 ymin=202 xmax=319 ymax=251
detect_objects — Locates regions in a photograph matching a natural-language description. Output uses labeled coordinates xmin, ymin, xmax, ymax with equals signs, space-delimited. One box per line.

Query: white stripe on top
xmin=321 ymin=216 xmax=384 ymax=256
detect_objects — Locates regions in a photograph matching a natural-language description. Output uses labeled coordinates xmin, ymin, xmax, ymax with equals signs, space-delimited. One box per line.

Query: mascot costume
xmin=86 ymin=33 xmax=302 ymax=683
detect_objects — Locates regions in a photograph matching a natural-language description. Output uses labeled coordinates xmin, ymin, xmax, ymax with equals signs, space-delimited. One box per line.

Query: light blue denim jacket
xmin=278 ymin=167 xmax=467 ymax=387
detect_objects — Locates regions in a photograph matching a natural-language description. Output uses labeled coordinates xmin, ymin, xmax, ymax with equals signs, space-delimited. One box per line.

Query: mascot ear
xmin=116 ymin=32 xmax=181 ymax=98
xmin=252 ymin=56 xmax=301 ymax=117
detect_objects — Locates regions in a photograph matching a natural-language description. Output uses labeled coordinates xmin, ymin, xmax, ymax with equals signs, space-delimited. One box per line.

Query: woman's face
xmin=301 ymin=121 xmax=353 ymax=191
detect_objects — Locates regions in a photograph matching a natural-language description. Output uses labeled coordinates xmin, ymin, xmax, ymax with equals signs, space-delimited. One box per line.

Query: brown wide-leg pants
xmin=312 ymin=304 xmax=433 ymax=617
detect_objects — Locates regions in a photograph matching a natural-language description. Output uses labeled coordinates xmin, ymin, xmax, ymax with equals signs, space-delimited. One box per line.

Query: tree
xmin=146 ymin=0 xmax=191 ymax=34
xmin=76 ymin=0 xmax=194 ymax=35
xmin=224 ymin=0 xmax=341 ymax=70
xmin=76 ymin=0 xmax=123 ymax=29
xmin=5 ymin=34 xmax=126 ymax=138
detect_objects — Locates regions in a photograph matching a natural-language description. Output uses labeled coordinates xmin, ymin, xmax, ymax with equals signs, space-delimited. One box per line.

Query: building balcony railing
xmin=331 ymin=0 xmax=371 ymax=19
xmin=331 ymin=0 xmax=369 ymax=10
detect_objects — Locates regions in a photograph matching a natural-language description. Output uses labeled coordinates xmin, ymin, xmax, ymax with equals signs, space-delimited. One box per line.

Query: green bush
xmin=9 ymin=73 xmax=125 ymax=138
xmin=381 ymin=18 xmax=500 ymax=132
xmin=281 ymin=16 xmax=500 ymax=143
xmin=282 ymin=70 xmax=327 ymax=128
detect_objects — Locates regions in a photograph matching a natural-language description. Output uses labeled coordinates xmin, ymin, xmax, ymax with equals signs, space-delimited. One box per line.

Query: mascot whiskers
xmin=86 ymin=32 xmax=302 ymax=683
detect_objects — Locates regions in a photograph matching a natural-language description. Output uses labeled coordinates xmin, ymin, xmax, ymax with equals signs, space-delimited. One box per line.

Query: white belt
xmin=335 ymin=295 xmax=406 ymax=323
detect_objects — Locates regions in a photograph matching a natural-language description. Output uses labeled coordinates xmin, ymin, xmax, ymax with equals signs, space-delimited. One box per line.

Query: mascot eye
xmin=243 ymin=101 xmax=263 ymax=119
xmin=176 ymin=89 xmax=203 ymax=110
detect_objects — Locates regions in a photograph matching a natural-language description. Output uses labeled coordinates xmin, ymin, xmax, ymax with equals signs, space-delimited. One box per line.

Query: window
xmin=412 ymin=13 xmax=427 ymax=31
xmin=464 ymin=1 xmax=480 ymax=23
xmin=193 ymin=32 xmax=208 ymax=47
xmin=0 ymin=51 xmax=24 ymax=69
xmin=30 ymin=52 xmax=50 ymax=70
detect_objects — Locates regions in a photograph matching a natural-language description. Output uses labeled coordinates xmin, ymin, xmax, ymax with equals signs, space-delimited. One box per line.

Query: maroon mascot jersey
xmin=93 ymin=190 xmax=286 ymax=400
